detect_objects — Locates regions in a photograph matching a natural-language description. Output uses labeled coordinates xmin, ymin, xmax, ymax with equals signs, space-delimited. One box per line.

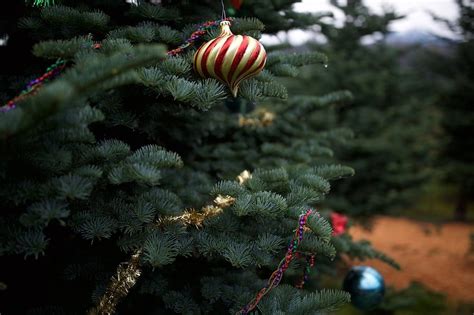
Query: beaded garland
xmin=1 ymin=59 xmax=66 ymax=113
xmin=239 ymin=209 xmax=318 ymax=315
xmin=168 ymin=18 xmax=232 ymax=56
xmin=295 ymin=252 xmax=316 ymax=289
xmin=1 ymin=18 xmax=232 ymax=112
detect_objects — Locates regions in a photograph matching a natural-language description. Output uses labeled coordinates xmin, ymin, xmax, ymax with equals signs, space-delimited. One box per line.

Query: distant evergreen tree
xmin=432 ymin=0 xmax=474 ymax=221
xmin=0 ymin=1 xmax=396 ymax=314
xmin=286 ymin=0 xmax=437 ymax=217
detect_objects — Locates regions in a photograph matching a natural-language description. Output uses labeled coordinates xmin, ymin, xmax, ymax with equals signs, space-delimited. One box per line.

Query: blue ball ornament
xmin=343 ymin=266 xmax=385 ymax=310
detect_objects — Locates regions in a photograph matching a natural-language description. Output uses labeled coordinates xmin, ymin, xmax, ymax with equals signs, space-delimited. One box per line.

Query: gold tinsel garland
xmin=158 ymin=195 xmax=236 ymax=228
xmin=237 ymin=170 xmax=252 ymax=185
xmin=238 ymin=109 xmax=275 ymax=127
xmin=88 ymin=250 xmax=142 ymax=315
xmin=88 ymin=172 xmax=249 ymax=315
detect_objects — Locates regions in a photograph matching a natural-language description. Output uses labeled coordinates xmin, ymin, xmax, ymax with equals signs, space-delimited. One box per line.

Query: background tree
xmin=431 ymin=0 xmax=474 ymax=221
xmin=0 ymin=1 xmax=396 ymax=314
xmin=285 ymin=0 xmax=437 ymax=218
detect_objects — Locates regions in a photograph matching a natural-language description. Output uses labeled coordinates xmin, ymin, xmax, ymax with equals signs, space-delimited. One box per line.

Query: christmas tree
xmin=0 ymin=1 xmax=396 ymax=314
xmin=286 ymin=0 xmax=437 ymax=217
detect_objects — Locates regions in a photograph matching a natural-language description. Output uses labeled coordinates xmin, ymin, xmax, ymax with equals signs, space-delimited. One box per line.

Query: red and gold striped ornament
xmin=193 ymin=20 xmax=267 ymax=97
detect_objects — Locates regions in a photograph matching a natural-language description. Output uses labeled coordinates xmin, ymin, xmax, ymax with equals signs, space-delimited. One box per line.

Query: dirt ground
xmin=349 ymin=216 xmax=474 ymax=302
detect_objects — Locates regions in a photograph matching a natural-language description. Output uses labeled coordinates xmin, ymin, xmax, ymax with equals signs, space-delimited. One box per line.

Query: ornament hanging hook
xmin=221 ymin=0 xmax=227 ymax=20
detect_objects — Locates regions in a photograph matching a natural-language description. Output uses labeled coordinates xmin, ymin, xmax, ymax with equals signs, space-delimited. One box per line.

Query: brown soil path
xmin=349 ymin=216 xmax=474 ymax=302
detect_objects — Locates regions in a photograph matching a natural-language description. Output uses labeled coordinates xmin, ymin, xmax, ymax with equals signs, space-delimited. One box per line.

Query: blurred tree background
xmin=429 ymin=0 xmax=474 ymax=221
xmin=284 ymin=0 xmax=440 ymax=219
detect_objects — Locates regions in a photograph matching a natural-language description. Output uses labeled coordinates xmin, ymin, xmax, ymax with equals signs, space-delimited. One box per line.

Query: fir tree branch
xmin=88 ymin=194 xmax=238 ymax=314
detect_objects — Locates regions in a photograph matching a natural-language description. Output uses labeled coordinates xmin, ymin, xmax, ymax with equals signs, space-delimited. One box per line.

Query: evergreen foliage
xmin=372 ymin=282 xmax=447 ymax=315
xmin=0 ymin=1 xmax=395 ymax=313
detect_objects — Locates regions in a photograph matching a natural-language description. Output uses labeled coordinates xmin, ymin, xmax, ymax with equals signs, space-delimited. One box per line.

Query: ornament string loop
xmin=221 ymin=0 xmax=227 ymax=20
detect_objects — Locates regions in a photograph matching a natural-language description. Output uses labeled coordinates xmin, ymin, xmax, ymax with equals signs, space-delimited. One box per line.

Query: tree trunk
xmin=454 ymin=186 xmax=468 ymax=221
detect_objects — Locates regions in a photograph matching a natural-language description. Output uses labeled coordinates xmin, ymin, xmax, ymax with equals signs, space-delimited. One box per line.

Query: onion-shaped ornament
xmin=193 ymin=20 xmax=267 ymax=97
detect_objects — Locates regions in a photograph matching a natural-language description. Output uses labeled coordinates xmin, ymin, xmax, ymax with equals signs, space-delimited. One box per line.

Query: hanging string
xmin=221 ymin=0 xmax=227 ymax=20
xmin=1 ymin=17 xmax=232 ymax=112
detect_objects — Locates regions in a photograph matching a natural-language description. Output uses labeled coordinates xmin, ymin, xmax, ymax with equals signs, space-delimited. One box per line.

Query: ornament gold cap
xmin=219 ymin=20 xmax=233 ymax=36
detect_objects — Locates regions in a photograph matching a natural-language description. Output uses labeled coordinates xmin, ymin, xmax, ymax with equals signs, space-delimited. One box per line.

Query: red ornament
xmin=331 ymin=212 xmax=348 ymax=236
xmin=231 ymin=0 xmax=243 ymax=10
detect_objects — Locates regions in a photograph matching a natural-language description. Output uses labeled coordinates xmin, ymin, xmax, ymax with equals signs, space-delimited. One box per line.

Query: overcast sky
xmin=262 ymin=0 xmax=459 ymax=45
